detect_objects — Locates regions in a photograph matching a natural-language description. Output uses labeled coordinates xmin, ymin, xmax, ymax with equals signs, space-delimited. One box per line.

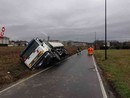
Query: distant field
xmin=0 ymin=46 xmax=79 ymax=89
xmin=94 ymin=50 xmax=130 ymax=98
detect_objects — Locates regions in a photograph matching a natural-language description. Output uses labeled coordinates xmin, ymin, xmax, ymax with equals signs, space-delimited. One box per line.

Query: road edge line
xmin=0 ymin=66 xmax=53 ymax=94
xmin=92 ymin=56 xmax=108 ymax=98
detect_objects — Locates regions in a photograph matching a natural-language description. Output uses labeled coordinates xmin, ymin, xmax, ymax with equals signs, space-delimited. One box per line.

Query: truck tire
xmin=55 ymin=53 xmax=61 ymax=61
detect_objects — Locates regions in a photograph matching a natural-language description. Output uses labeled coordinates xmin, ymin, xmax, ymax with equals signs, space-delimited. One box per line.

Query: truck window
xmin=20 ymin=40 xmax=39 ymax=59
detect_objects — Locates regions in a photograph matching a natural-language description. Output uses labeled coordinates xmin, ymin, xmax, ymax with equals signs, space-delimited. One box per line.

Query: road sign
xmin=2 ymin=27 xmax=5 ymax=32
xmin=0 ymin=27 xmax=5 ymax=38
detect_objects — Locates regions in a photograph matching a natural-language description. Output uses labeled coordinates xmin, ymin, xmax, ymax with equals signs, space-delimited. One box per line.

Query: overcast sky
xmin=0 ymin=0 xmax=130 ymax=42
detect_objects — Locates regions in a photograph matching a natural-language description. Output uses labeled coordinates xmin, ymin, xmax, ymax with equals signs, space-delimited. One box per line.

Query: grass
xmin=94 ymin=49 xmax=130 ymax=98
xmin=65 ymin=46 xmax=78 ymax=55
xmin=0 ymin=47 xmax=38 ymax=88
xmin=65 ymin=46 xmax=86 ymax=56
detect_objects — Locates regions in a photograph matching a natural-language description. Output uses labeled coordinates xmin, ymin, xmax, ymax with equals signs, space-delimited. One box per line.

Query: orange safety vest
xmin=88 ymin=47 xmax=94 ymax=55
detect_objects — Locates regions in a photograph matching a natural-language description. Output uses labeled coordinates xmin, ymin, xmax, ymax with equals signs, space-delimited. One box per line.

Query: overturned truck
xmin=20 ymin=38 xmax=68 ymax=69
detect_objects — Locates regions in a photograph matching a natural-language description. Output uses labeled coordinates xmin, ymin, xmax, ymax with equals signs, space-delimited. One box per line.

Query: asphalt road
xmin=0 ymin=50 xmax=106 ymax=98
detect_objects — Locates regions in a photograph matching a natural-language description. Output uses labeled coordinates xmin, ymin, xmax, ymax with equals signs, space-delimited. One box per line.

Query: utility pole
xmin=95 ymin=32 xmax=96 ymax=50
xmin=48 ymin=36 xmax=50 ymax=41
xmin=105 ymin=0 xmax=107 ymax=60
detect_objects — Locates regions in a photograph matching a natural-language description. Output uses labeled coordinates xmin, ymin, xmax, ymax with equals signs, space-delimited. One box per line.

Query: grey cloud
xmin=0 ymin=0 xmax=130 ymax=42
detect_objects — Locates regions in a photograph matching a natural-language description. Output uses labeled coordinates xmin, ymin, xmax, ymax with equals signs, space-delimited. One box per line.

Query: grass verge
xmin=94 ymin=49 xmax=130 ymax=98
xmin=0 ymin=47 xmax=38 ymax=89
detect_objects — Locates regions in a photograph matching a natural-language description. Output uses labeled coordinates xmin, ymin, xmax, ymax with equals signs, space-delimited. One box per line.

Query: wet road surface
xmin=0 ymin=50 xmax=105 ymax=98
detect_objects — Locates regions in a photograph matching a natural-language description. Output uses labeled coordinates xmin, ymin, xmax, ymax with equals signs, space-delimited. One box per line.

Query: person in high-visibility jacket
xmin=87 ymin=47 xmax=94 ymax=55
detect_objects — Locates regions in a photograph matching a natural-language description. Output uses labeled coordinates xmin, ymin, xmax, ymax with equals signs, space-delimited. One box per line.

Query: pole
xmin=105 ymin=0 xmax=107 ymax=59
xmin=48 ymin=36 xmax=50 ymax=41
xmin=95 ymin=32 xmax=96 ymax=50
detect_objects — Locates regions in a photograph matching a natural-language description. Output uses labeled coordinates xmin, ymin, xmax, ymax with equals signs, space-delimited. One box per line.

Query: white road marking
xmin=0 ymin=52 xmax=107 ymax=98
xmin=0 ymin=57 xmax=68 ymax=94
xmin=0 ymin=66 xmax=53 ymax=94
xmin=92 ymin=56 xmax=108 ymax=98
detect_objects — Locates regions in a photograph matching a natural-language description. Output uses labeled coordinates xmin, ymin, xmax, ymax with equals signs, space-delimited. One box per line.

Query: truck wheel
xmin=38 ymin=60 xmax=44 ymax=67
xmin=55 ymin=53 xmax=61 ymax=61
